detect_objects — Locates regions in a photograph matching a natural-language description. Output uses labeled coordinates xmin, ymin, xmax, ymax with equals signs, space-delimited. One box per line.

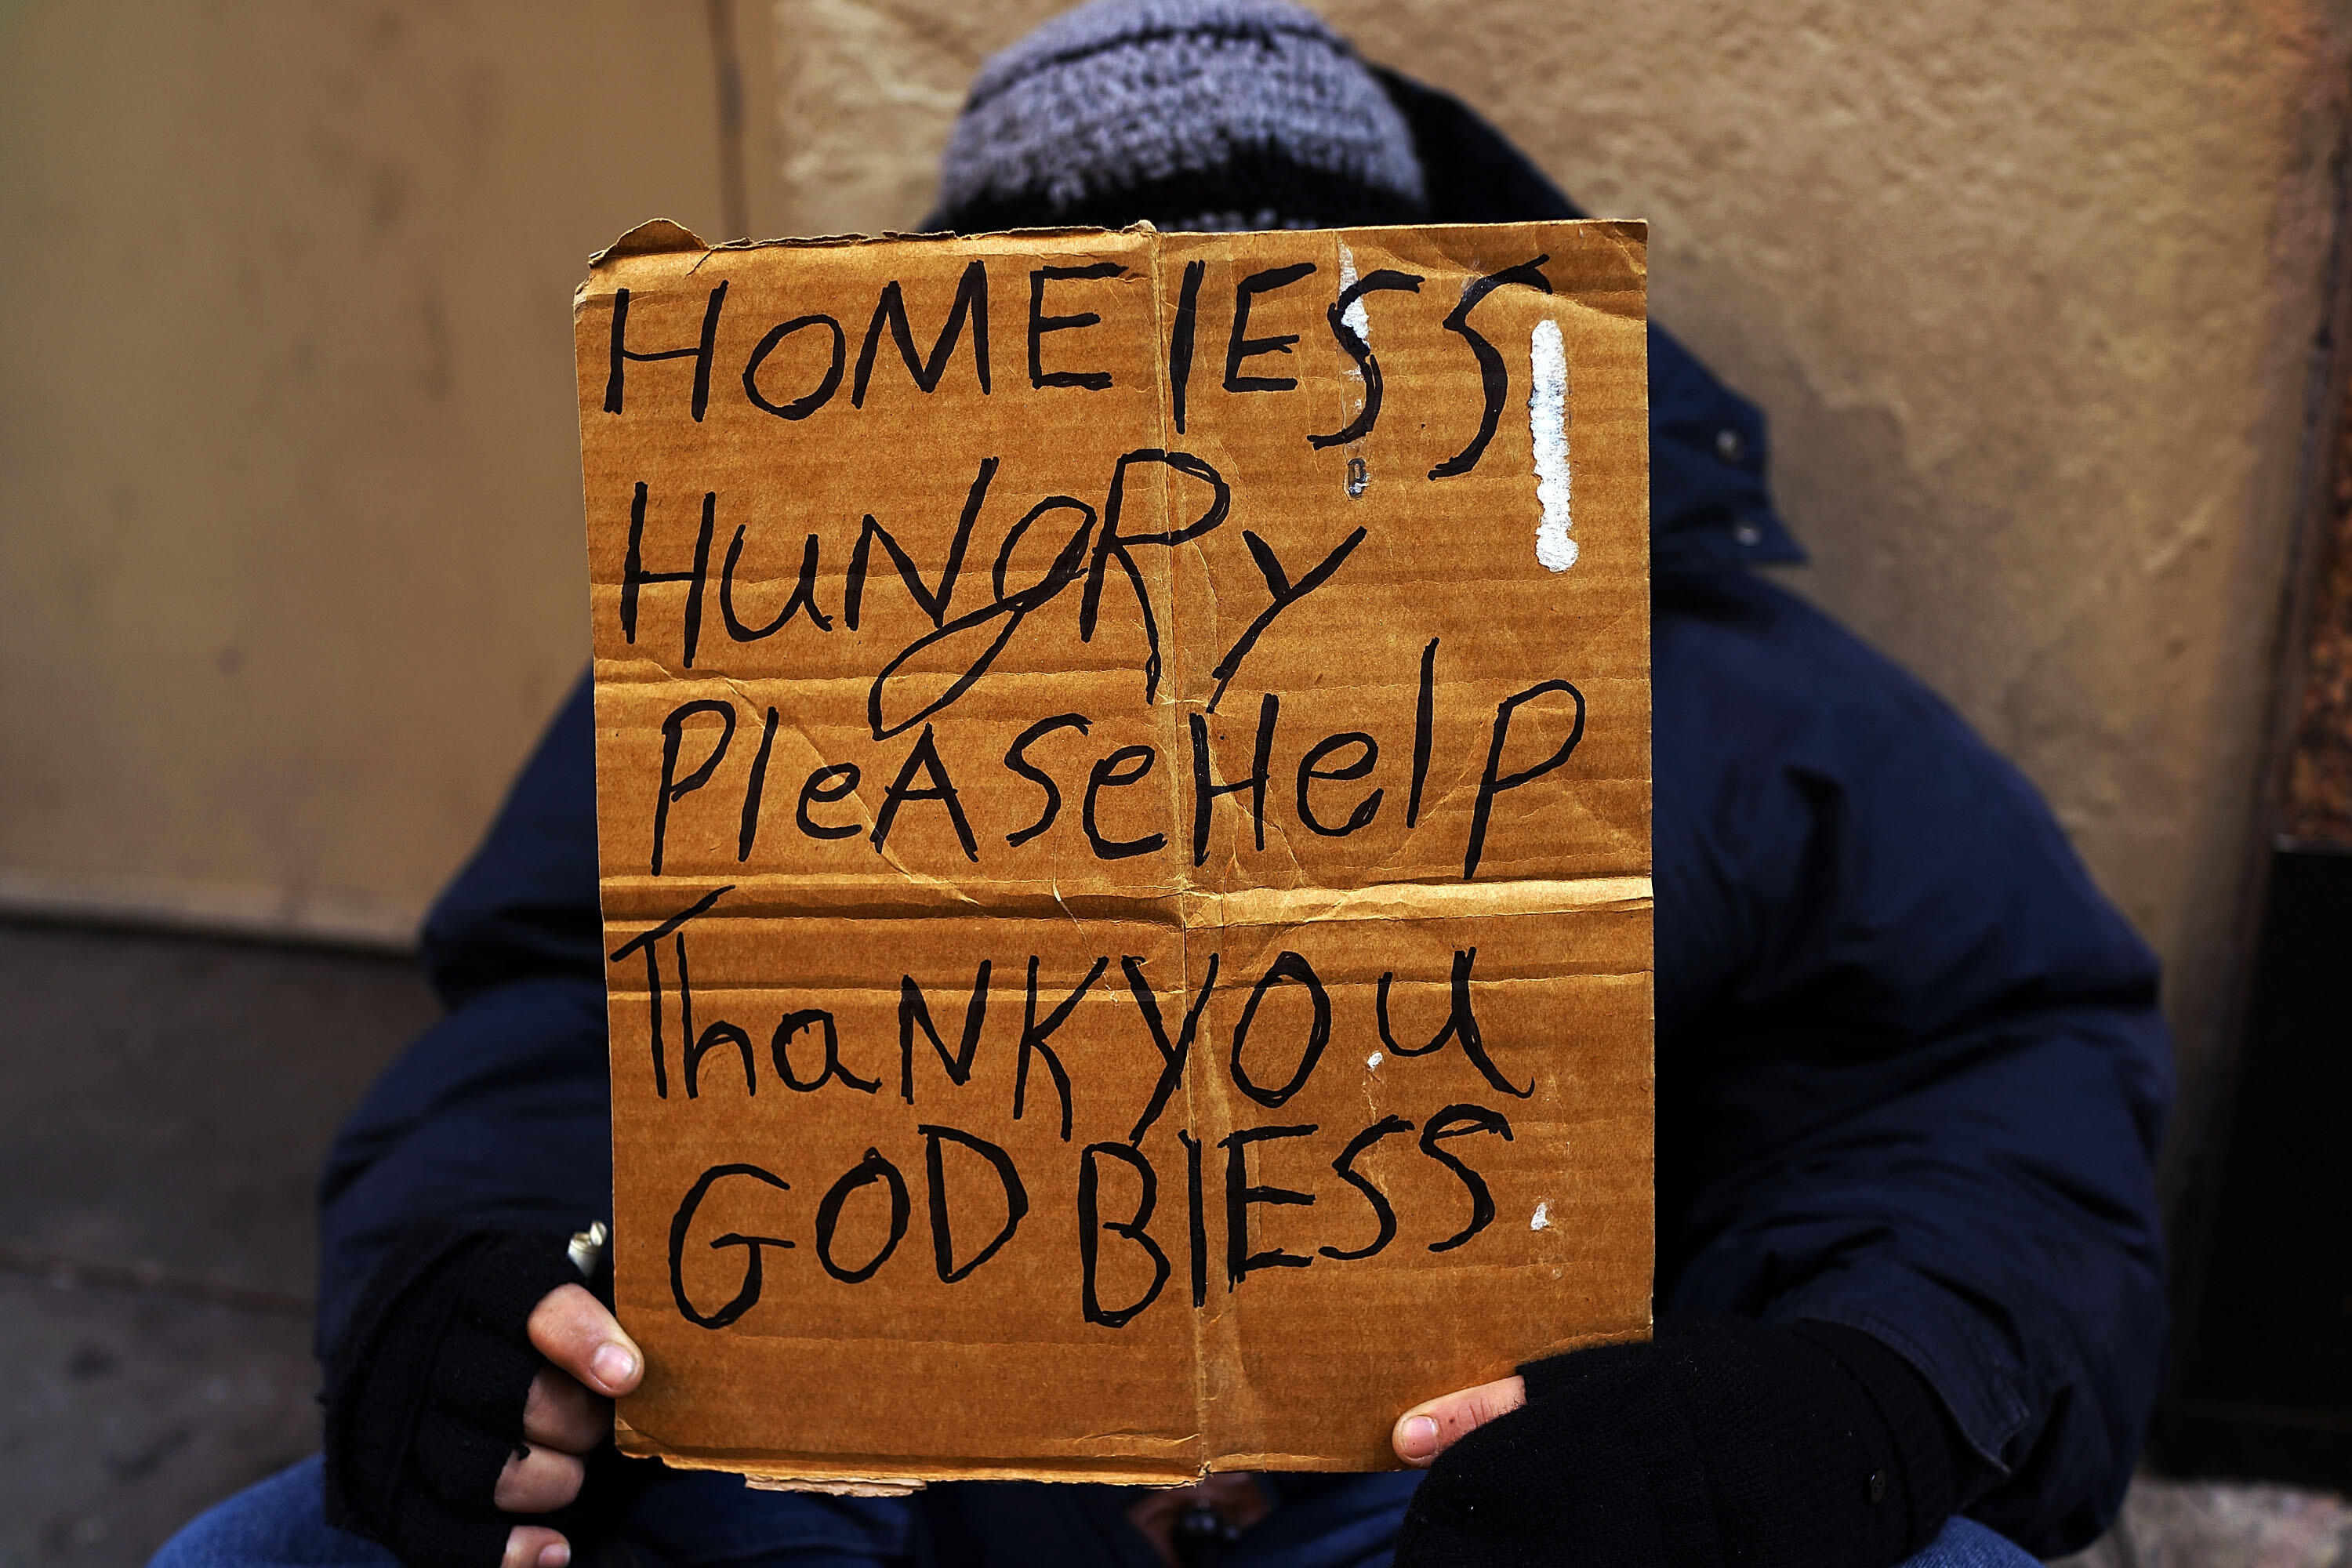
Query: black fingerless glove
xmin=1397 ymin=1315 xmax=1965 ymax=1568
xmin=321 ymin=1223 xmax=646 ymax=1568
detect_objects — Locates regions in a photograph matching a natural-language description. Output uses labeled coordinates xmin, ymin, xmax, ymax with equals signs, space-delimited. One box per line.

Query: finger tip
xmin=505 ymin=1531 xmax=564 ymax=1568
xmin=590 ymin=1341 xmax=640 ymax=1392
xmin=1393 ymin=1413 xmax=1441 ymax=1465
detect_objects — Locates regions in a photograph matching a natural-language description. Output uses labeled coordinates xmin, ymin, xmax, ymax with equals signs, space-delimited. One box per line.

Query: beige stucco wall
xmin=0 ymin=0 xmax=780 ymax=943
xmin=2 ymin=0 xmax=2344 ymax=1095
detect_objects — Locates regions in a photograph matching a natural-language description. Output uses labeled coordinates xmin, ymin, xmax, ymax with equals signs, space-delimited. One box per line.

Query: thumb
xmin=527 ymin=1282 xmax=644 ymax=1398
xmin=1392 ymin=1374 xmax=1527 ymax=1468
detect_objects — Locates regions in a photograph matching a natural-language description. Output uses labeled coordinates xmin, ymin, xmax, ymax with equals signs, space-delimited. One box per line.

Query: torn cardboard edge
xmin=622 ymin=1317 xmax=1661 ymax=1492
xmin=583 ymin=215 xmax=1650 ymax=278
xmin=586 ymin=216 xmax=1149 ymax=268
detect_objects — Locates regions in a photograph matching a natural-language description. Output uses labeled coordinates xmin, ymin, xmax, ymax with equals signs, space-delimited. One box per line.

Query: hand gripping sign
xmin=575 ymin=219 xmax=1653 ymax=1489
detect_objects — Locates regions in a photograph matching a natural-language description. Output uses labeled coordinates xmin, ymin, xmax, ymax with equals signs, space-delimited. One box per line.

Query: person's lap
xmin=151 ymin=1456 xmax=2038 ymax=1568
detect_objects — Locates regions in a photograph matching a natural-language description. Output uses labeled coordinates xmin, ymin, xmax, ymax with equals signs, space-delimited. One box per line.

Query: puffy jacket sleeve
xmin=315 ymin=675 xmax=613 ymax=1359
xmin=1650 ymin=574 xmax=2172 ymax=1556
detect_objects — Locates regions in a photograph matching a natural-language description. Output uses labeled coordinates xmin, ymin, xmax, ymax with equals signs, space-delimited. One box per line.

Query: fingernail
xmin=1400 ymin=1415 xmax=1439 ymax=1456
xmin=539 ymin=1544 xmax=570 ymax=1568
xmin=592 ymin=1343 xmax=637 ymax=1388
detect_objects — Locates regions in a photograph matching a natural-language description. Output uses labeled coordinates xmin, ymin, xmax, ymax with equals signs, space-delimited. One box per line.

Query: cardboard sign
xmin=575 ymin=218 xmax=1653 ymax=1489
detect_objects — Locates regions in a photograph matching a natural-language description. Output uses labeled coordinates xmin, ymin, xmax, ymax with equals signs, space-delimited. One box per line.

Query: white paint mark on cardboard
xmin=1339 ymin=241 xmax=1372 ymax=499
xmin=1338 ymin=241 xmax=1370 ymax=343
xmin=1530 ymin=1201 xmax=1552 ymax=1230
xmin=1530 ymin=319 xmax=1575 ymax=572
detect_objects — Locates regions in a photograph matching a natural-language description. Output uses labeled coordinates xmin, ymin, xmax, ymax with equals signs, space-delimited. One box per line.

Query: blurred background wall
xmin=2 ymin=0 xmax=2347 ymax=1123
xmin=0 ymin=0 xmax=783 ymax=946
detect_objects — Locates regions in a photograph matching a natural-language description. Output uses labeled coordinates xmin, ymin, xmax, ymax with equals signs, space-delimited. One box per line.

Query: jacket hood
xmin=1378 ymin=71 xmax=1805 ymax=578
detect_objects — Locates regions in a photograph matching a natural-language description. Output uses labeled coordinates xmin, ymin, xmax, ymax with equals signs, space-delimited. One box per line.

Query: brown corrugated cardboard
xmin=574 ymin=219 xmax=1653 ymax=1487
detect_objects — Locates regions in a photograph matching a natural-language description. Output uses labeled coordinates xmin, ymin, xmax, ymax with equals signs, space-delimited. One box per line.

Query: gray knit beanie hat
xmin=927 ymin=0 xmax=1427 ymax=234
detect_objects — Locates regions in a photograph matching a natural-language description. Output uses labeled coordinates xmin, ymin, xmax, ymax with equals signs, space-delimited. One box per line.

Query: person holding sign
xmin=154 ymin=5 xmax=2169 ymax=1568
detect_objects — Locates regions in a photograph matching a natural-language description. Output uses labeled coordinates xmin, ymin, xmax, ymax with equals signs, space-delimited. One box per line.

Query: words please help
xmin=575 ymin=218 xmax=1655 ymax=1490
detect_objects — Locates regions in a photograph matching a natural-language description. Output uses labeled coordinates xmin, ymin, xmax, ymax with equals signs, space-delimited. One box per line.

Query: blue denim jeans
xmin=152 ymin=1456 xmax=2040 ymax=1568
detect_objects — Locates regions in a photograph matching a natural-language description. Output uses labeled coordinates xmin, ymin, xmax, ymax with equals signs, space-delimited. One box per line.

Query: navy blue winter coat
xmin=317 ymin=101 xmax=2172 ymax=1560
